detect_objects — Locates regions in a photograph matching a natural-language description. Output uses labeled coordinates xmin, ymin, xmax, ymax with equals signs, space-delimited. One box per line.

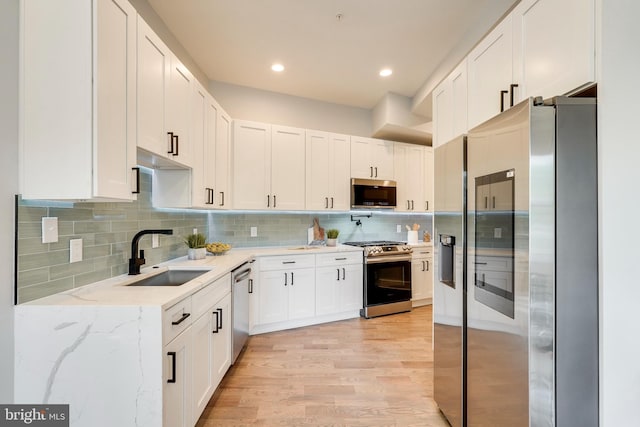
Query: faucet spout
xmin=128 ymin=229 xmax=173 ymax=275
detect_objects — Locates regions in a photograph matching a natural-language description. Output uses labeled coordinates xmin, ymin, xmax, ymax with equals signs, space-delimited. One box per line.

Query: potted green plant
xmin=326 ymin=229 xmax=339 ymax=247
xmin=184 ymin=233 xmax=207 ymax=260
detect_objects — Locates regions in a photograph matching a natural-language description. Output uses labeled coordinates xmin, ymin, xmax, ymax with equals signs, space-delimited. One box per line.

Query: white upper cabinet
xmin=137 ymin=16 xmax=192 ymax=168
xmin=232 ymin=121 xmax=306 ymax=210
xmin=190 ymin=82 xmax=212 ymax=208
xmin=394 ymin=143 xmax=425 ymax=212
xmin=433 ymin=58 xmax=467 ymax=148
xmin=512 ymin=0 xmax=595 ymax=101
xmin=350 ymin=137 xmax=394 ymax=180
xmin=215 ymin=109 xmax=232 ymax=208
xmin=20 ymin=0 xmax=138 ymax=201
xmin=424 ymin=147 xmax=434 ymax=213
xmin=467 ymin=16 xmax=515 ymax=129
xmin=305 ymin=131 xmax=351 ymax=211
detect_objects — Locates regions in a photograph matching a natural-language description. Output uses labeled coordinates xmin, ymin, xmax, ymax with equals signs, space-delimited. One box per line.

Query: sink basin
xmin=288 ymin=246 xmax=322 ymax=250
xmin=126 ymin=269 xmax=208 ymax=287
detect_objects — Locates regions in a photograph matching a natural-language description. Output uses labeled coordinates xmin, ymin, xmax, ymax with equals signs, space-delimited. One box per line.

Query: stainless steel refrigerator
xmin=433 ymin=97 xmax=598 ymax=427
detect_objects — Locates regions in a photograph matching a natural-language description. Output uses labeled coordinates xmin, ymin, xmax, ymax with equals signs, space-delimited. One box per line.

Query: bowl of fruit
xmin=206 ymin=242 xmax=231 ymax=255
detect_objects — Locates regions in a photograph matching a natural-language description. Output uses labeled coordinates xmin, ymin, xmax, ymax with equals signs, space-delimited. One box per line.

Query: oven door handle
xmin=365 ymin=255 xmax=412 ymax=264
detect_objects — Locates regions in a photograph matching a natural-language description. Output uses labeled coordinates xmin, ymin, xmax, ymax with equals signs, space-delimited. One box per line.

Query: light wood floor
xmin=196 ymin=305 xmax=450 ymax=426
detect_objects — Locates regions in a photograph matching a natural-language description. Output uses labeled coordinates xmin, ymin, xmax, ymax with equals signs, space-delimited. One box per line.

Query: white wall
xmin=209 ymin=81 xmax=373 ymax=137
xmin=598 ymin=1 xmax=640 ymax=425
xmin=0 ymin=0 xmax=18 ymax=403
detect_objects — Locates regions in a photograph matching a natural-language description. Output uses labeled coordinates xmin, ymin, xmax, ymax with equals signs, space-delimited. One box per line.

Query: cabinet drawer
xmin=259 ymin=254 xmax=315 ymax=271
xmin=191 ymin=273 xmax=231 ymax=319
xmin=411 ymin=248 xmax=433 ymax=260
xmin=164 ymin=297 xmax=193 ymax=344
xmin=315 ymin=252 xmax=363 ymax=267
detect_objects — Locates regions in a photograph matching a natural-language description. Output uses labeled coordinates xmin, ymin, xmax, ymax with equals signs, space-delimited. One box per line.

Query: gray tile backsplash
xmin=16 ymin=170 xmax=208 ymax=304
xmin=17 ymin=169 xmax=432 ymax=303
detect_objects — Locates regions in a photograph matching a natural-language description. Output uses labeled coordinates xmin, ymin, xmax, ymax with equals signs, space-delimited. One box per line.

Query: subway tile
xmin=110 ymin=221 xmax=140 ymax=232
xmin=18 ymin=278 xmax=74 ymax=304
xmin=18 ymin=206 xmax=48 ymax=222
xmin=49 ymin=259 xmax=95 ymax=281
xmin=73 ymin=221 xmax=110 ymax=234
xmin=19 ymin=250 xmax=69 ymax=271
xmin=49 ymin=207 xmax=94 ymax=221
xmin=17 ymin=238 xmax=48 ymax=256
xmin=18 ymin=222 xmax=42 ymax=239
xmin=74 ymin=268 xmax=111 ymax=287
xmin=17 ymin=267 xmax=49 ymax=288
xmin=84 ymin=244 xmax=111 ymax=259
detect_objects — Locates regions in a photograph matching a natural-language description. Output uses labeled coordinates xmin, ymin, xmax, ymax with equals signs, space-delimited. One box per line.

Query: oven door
xmin=364 ymin=257 xmax=412 ymax=306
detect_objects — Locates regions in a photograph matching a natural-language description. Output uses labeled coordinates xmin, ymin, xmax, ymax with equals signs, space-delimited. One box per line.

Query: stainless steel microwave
xmin=351 ymin=178 xmax=397 ymax=209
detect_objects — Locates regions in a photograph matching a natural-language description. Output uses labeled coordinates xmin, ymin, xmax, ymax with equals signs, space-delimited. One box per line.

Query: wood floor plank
xmin=196 ymin=305 xmax=450 ymax=427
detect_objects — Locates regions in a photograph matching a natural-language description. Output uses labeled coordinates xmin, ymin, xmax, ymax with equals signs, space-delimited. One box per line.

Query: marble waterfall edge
xmin=14 ymin=304 xmax=163 ymax=426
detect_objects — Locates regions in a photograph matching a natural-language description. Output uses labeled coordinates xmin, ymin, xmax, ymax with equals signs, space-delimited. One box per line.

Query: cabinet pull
xmin=342 ymin=268 xmax=345 ymax=280
xmin=337 ymin=268 xmax=340 ymax=281
xmin=335 ymin=257 xmax=347 ymax=261
xmin=217 ymin=308 xmax=223 ymax=330
xmin=210 ymin=188 xmax=215 ymax=204
xmin=171 ymin=312 xmax=190 ymax=325
xmin=375 ymin=167 xmax=378 ymax=178
xmin=249 ymin=278 xmax=254 ymax=294
xmin=173 ymin=134 xmax=179 ymax=156
xmin=282 ymin=261 xmax=296 ymax=264
xmin=132 ymin=167 xmax=140 ymax=194
xmin=411 ymin=200 xmax=414 ymax=210
xmin=212 ymin=310 xmax=219 ymax=333
xmin=167 ymin=131 xmax=175 ymax=154
xmin=267 ymin=194 xmax=270 ymax=207
xmin=325 ymin=197 xmax=329 ymax=209
xmin=426 ymin=201 xmax=429 ymax=210
xmin=370 ymin=166 xmax=373 ymax=178
xmin=330 ymin=197 xmax=334 ymax=209
xmin=422 ymin=261 xmax=425 ymax=272
xmin=475 ymin=262 xmax=488 ymax=265
xmin=284 ymin=272 xmax=288 ymax=286
xmin=205 ymin=188 xmax=211 ymax=204
xmin=407 ymin=200 xmax=411 ymax=210
xmin=492 ymin=196 xmax=496 ymax=209
xmin=500 ymin=90 xmax=508 ymax=112
xmin=426 ymin=260 xmax=429 ymax=271
xmin=273 ymin=195 xmax=276 ymax=207
xmin=484 ymin=196 xmax=488 ymax=209
xmin=510 ymin=84 xmax=519 ymax=107
xmin=167 ymin=351 xmax=177 ymax=383
xmin=291 ymin=272 xmax=294 ymax=286
xmin=220 ymin=191 xmax=225 ymax=207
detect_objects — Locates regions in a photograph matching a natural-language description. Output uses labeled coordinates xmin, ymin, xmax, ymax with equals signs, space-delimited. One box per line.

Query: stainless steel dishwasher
xmin=231 ymin=259 xmax=253 ymax=363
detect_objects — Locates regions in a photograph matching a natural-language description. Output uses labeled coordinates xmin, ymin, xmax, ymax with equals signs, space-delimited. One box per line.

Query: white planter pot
xmin=326 ymin=238 xmax=337 ymax=247
xmin=187 ymin=247 xmax=206 ymax=260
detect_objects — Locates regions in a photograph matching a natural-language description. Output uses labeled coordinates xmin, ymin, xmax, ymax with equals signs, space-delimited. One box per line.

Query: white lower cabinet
xmin=315 ymin=252 xmax=363 ymax=315
xmin=252 ymin=251 xmax=363 ymax=334
xmin=411 ymin=247 xmax=433 ymax=307
xmin=164 ymin=273 xmax=232 ymax=426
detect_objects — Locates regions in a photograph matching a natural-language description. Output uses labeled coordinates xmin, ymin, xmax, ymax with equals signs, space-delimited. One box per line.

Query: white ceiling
xmin=148 ymin=0 xmax=517 ymax=115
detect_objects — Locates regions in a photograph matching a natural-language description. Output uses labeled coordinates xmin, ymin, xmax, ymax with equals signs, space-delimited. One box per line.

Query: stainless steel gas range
xmin=343 ymin=241 xmax=413 ymax=318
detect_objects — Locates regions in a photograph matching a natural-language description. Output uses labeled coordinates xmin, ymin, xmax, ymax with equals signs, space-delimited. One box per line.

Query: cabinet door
xmin=258 ymin=270 xmax=289 ymax=324
xmin=394 ymin=143 xmax=410 ymax=212
xmin=271 ymin=125 xmax=306 ymax=210
xmin=330 ymin=133 xmax=352 ymax=210
xmin=412 ymin=259 xmax=427 ymax=300
xmin=215 ymin=109 xmax=232 ymax=208
xmin=407 ymin=144 xmax=425 ymax=212
xmin=95 ymin=0 xmax=137 ymax=200
xmin=288 ymin=268 xmax=316 ymax=320
xmin=424 ymin=147 xmax=434 ymax=212
xmin=315 ymin=266 xmax=340 ymax=316
xmin=306 ymin=131 xmax=331 ymax=210
xmin=232 ymin=121 xmax=271 ymax=209
xmin=467 ymin=16 xmax=514 ymax=129
xmin=350 ymin=136 xmax=374 ymax=179
xmin=166 ymin=56 xmax=193 ymax=167
xmin=191 ymin=83 xmax=209 ymax=208
xmin=339 ymin=264 xmax=363 ymax=312
xmin=164 ymin=330 xmax=192 ymax=427
xmin=432 ymin=79 xmax=453 ymax=148
xmin=512 ymin=0 xmax=595 ymax=101
xmin=450 ymin=59 xmax=468 ymax=139
xmin=191 ymin=311 xmax=213 ymax=421
xmin=212 ymin=293 xmax=232 ymax=389
xmin=137 ymin=16 xmax=170 ymax=158
xmin=372 ymin=140 xmax=395 ymax=180
xmin=424 ymin=256 xmax=433 ymax=300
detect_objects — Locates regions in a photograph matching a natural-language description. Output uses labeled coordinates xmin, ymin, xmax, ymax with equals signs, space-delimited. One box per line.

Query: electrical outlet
xmin=42 ymin=217 xmax=59 ymax=243
xmin=250 ymin=226 xmax=257 ymax=237
xmin=152 ymin=234 xmax=159 ymax=248
xmin=70 ymin=238 xmax=83 ymax=263
xmin=396 ymin=224 xmax=401 ymax=233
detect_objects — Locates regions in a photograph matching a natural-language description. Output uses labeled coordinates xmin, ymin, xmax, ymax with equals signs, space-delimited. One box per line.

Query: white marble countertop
xmin=21 ymin=244 xmax=364 ymax=309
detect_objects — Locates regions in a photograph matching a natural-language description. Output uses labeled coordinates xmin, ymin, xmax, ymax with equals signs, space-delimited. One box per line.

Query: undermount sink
xmin=126 ymin=269 xmax=208 ymax=287
xmin=288 ymin=246 xmax=322 ymax=250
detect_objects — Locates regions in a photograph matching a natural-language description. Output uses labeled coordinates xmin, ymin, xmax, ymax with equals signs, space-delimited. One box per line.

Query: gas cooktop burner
xmin=343 ymin=241 xmax=412 ymax=257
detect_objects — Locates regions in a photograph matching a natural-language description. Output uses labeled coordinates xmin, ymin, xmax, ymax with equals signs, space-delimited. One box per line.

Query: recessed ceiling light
xmin=271 ymin=63 xmax=285 ymax=72
xmin=379 ymin=68 xmax=393 ymax=77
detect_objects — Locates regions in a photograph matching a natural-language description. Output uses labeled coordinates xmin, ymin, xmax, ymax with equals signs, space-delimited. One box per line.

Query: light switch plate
xmin=152 ymin=234 xmax=159 ymax=248
xmin=70 ymin=238 xmax=83 ymax=263
xmin=250 ymin=227 xmax=257 ymax=237
xmin=396 ymin=224 xmax=402 ymax=233
xmin=42 ymin=217 xmax=59 ymax=243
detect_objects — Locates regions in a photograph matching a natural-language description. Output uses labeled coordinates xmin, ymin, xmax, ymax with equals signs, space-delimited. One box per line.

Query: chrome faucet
xmin=128 ymin=229 xmax=173 ymax=275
